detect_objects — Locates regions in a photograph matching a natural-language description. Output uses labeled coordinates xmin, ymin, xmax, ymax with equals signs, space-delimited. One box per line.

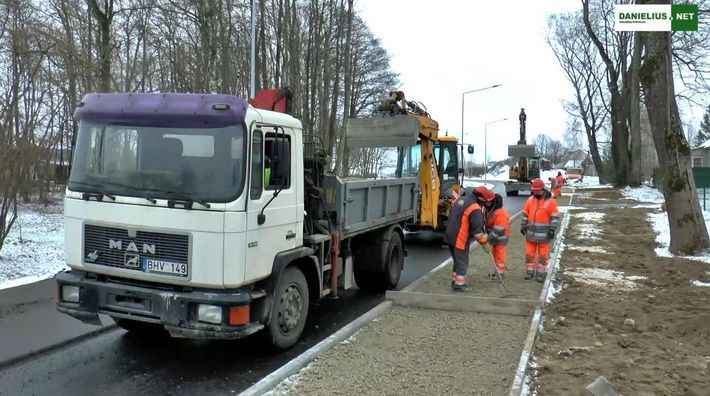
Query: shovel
xmin=485 ymin=249 xmax=507 ymax=290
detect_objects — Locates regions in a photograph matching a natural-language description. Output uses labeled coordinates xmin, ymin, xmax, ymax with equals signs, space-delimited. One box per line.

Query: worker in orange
xmin=444 ymin=186 xmax=492 ymax=292
xmin=552 ymin=171 xmax=565 ymax=198
xmin=521 ymin=178 xmax=560 ymax=282
xmin=483 ymin=191 xmax=511 ymax=278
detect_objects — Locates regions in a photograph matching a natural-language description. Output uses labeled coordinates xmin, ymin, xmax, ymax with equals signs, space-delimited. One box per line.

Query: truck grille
xmin=83 ymin=224 xmax=189 ymax=271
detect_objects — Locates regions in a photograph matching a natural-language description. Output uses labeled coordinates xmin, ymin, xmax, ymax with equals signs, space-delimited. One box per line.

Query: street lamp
xmin=461 ymin=84 xmax=502 ymax=176
xmin=484 ymin=118 xmax=508 ymax=182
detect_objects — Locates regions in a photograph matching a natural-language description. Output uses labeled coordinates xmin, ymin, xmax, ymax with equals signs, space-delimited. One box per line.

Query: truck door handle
xmin=286 ymin=231 xmax=296 ymax=239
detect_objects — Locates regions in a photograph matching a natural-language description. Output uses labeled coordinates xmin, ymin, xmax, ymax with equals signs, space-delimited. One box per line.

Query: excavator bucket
xmin=346 ymin=115 xmax=421 ymax=148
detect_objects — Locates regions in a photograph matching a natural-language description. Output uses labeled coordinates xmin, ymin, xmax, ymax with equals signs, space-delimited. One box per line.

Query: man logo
xmin=124 ymin=253 xmax=140 ymax=268
xmin=109 ymin=239 xmax=156 ymax=255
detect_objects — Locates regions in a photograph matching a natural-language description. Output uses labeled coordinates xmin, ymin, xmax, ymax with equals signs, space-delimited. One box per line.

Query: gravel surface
xmin=271 ymin=307 xmax=528 ymax=396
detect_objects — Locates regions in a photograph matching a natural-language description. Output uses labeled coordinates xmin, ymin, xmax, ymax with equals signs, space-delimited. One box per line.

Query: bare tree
xmin=639 ymin=28 xmax=709 ymax=254
xmin=548 ymin=11 xmax=609 ymax=183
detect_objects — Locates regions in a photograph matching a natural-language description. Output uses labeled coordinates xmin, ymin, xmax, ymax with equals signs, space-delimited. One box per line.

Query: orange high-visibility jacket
xmin=521 ymin=192 xmax=560 ymax=243
xmin=486 ymin=206 xmax=510 ymax=246
xmin=444 ymin=194 xmax=487 ymax=250
xmin=555 ymin=175 xmax=565 ymax=187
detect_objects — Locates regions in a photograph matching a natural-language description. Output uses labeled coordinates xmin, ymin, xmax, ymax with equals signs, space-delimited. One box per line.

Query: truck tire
xmin=354 ymin=231 xmax=404 ymax=292
xmin=265 ymin=266 xmax=309 ymax=350
xmin=114 ymin=318 xmax=166 ymax=336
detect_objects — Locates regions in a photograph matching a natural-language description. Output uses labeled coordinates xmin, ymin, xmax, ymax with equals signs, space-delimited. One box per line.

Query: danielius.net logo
xmin=614 ymin=4 xmax=698 ymax=31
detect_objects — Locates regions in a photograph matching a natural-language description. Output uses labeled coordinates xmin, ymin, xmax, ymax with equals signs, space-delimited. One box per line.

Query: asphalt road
xmin=0 ymin=183 xmax=525 ymax=396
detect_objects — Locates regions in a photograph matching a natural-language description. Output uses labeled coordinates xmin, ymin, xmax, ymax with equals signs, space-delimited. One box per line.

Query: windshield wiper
xmin=68 ymin=181 xmax=116 ymax=202
xmin=142 ymin=189 xmax=211 ymax=209
xmin=77 ymin=179 xmax=159 ymax=204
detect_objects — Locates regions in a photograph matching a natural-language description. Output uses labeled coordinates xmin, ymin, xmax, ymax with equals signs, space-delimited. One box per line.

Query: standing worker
xmin=484 ymin=191 xmax=511 ymax=278
xmin=553 ymin=171 xmax=565 ymax=198
xmin=444 ymin=186 xmax=492 ymax=292
xmin=521 ymin=178 xmax=560 ymax=282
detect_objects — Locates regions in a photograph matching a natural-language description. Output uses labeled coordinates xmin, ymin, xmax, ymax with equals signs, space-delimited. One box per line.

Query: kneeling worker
xmin=444 ymin=186 xmax=492 ymax=292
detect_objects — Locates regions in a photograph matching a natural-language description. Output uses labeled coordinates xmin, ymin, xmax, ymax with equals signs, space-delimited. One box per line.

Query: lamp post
xmin=461 ymin=84 xmax=502 ymax=176
xmin=484 ymin=118 xmax=508 ymax=182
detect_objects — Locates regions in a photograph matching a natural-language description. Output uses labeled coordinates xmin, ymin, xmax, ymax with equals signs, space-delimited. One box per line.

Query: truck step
xmin=321 ymin=288 xmax=331 ymax=297
xmin=322 ymin=264 xmax=332 ymax=272
xmin=251 ymin=290 xmax=267 ymax=299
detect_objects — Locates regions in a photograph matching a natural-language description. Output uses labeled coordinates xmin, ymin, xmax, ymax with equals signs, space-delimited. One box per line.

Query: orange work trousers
xmin=492 ymin=244 xmax=507 ymax=271
xmin=525 ymin=241 xmax=550 ymax=272
xmin=553 ymin=187 xmax=562 ymax=197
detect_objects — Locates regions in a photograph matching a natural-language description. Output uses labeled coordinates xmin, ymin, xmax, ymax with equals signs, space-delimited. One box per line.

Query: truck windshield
xmin=68 ymin=121 xmax=246 ymax=202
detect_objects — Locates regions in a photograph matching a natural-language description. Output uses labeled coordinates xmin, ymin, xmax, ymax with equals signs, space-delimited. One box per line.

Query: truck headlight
xmin=61 ymin=285 xmax=80 ymax=303
xmin=197 ymin=304 xmax=223 ymax=324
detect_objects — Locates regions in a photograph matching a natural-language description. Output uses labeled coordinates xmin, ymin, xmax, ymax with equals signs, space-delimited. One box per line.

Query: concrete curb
xmin=509 ymin=191 xmax=575 ymax=395
xmin=0 ymin=324 xmax=117 ymax=369
xmin=239 ymin=301 xmax=393 ymax=396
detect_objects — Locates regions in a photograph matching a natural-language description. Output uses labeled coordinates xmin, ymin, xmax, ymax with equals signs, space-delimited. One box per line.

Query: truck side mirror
xmin=467 ymin=145 xmax=474 ymax=154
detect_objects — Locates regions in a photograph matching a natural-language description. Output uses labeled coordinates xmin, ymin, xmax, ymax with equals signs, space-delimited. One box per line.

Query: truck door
xmin=245 ymin=126 xmax=299 ymax=283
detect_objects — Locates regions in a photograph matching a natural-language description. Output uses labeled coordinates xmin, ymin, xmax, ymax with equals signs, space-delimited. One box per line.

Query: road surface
xmin=0 ymin=183 xmax=525 ymax=395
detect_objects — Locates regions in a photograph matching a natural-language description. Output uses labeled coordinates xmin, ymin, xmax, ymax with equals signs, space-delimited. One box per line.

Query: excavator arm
xmin=346 ymin=91 xmax=442 ymax=229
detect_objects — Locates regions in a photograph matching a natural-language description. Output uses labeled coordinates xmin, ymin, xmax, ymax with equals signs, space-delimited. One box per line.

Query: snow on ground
xmin=0 ymin=199 xmax=66 ymax=290
xmin=568 ymin=176 xmax=605 ymax=189
xmin=621 ymin=185 xmax=664 ymax=204
xmin=564 ymin=267 xmax=646 ymax=290
xmin=478 ymin=164 xmax=511 ymax=181
xmin=692 ymin=280 xmax=710 ymax=287
xmin=461 ymin=178 xmax=496 ymax=191
xmin=572 ymin=212 xmax=605 ymax=241
xmin=647 ymin=209 xmax=710 ymax=266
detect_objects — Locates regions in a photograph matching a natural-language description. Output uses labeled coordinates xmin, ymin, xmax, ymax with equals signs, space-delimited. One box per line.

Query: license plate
xmin=143 ymin=258 xmax=188 ymax=277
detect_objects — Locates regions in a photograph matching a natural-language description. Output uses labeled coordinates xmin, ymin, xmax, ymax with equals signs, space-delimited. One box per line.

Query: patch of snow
xmin=461 ymin=179 xmax=496 ymax=191
xmin=564 ymin=268 xmax=646 ymax=289
xmin=0 ymin=201 xmax=67 ymax=289
xmin=621 ymin=186 xmax=664 ymax=204
xmin=569 ymin=176 xmax=605 ymax=189
xmin=648 ymin=210 xmax=710 ymax=264
xmin=693 ymin=280 xmax=710 ymax=287
xmin=566 ymin=245 xmax=608 ymax=254
xmin=477 ymin=164 xmax=511 ymax=181
xmin=572 ymin=212 xmax=605 ymax=240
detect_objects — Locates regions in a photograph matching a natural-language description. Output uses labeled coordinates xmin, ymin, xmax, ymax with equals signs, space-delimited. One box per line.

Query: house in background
xmin=555 ymin=149 xmax=597 ymax=177
xmin=692 ymin=140 xmax=710 ymax=168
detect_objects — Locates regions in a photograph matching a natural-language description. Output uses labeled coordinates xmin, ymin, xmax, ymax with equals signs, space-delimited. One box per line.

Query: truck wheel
xmin=114 ymin=318 xmax=166 ymax=335
xmin=266 ymin=266 xmax=309 ymax=350
xmin=354 ymin=231 xmax=403 ymax=292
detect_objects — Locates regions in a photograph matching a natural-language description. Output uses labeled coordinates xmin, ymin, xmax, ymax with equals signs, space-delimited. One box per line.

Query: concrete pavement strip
xmin=385 ymin=290 xmax=539 ymax=316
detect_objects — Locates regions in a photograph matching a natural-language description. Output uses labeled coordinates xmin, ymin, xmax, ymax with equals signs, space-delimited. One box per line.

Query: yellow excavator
xmin=347 ymin=91 xmax=470 ymax=231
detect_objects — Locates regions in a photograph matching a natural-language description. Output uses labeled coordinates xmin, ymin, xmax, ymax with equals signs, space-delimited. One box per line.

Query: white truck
xmin=56 ymin=91 xmax=417 ymax=349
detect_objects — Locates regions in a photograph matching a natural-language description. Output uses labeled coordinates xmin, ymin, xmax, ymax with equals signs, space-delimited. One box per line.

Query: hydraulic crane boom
xmin=346 ymin=91 xmax=442 ymax=229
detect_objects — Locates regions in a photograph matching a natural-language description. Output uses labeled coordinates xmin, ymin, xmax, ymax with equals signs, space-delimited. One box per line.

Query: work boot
xmin=536 ymin=271 xmax=547 ymax=283
xmin=452 ymin=283 xmax=472 ymax=293
xmin=524 ymin=270 xmax=535 ymax=280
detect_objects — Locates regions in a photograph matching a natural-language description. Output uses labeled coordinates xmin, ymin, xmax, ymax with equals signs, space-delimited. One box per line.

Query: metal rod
xmin=250 ymin=0 xmax=256 ymax=98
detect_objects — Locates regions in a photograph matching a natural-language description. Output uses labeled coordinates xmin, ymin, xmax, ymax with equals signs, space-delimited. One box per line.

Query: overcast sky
xmin=356 ymin=0 xmax=584 ymax=163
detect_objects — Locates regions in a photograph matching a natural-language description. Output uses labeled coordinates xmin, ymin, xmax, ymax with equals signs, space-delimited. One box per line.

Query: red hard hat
xmin=474 ymin=186 xmax=496 ymax=202
xmin=531 ymin=178 xmax=546 ymax=191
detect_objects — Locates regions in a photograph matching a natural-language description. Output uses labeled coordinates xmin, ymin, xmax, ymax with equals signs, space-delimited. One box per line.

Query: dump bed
xmin=323 ymin=176 xmax=417 ymax=238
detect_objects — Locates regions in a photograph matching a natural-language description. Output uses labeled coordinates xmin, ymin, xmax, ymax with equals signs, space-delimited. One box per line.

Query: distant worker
xmin=444 ymin=186 xmax=492 ymax=292
xmin=521 ymin=178 xmax=560 ymax=282
xmin=553 ymin=171 xmax=565 ymax=198
xmin=483 ymin=191 xmax=511 ymax=278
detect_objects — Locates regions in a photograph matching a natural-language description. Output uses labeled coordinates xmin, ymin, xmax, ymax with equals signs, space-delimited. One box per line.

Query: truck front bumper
xmin=56 ymin=271 xmax=264 ymax=339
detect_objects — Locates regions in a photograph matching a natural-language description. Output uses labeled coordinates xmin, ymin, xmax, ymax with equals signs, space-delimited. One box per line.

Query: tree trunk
xmin=334 ymin=0 xmax=352 ymax=176
xmin=89 ymin=0 xmax=113 ymax=92
xmin=640 ymin=31 xmax=710 ymax=254
xmin=628 ymin=31 xmax=643 ymax=186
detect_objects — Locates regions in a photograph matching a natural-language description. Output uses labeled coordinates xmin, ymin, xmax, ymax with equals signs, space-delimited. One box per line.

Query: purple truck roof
xmin=74 ymin=93 xmax=248 ymax=128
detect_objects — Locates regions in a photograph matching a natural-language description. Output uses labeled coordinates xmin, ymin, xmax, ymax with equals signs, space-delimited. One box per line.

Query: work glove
xmin=481 ymin=242 xmax=491 ymax=254
xmin=520 ymin=227 xmax=526 ymax=236
xmin=547 ymin=229 xmax=555 ymax=239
